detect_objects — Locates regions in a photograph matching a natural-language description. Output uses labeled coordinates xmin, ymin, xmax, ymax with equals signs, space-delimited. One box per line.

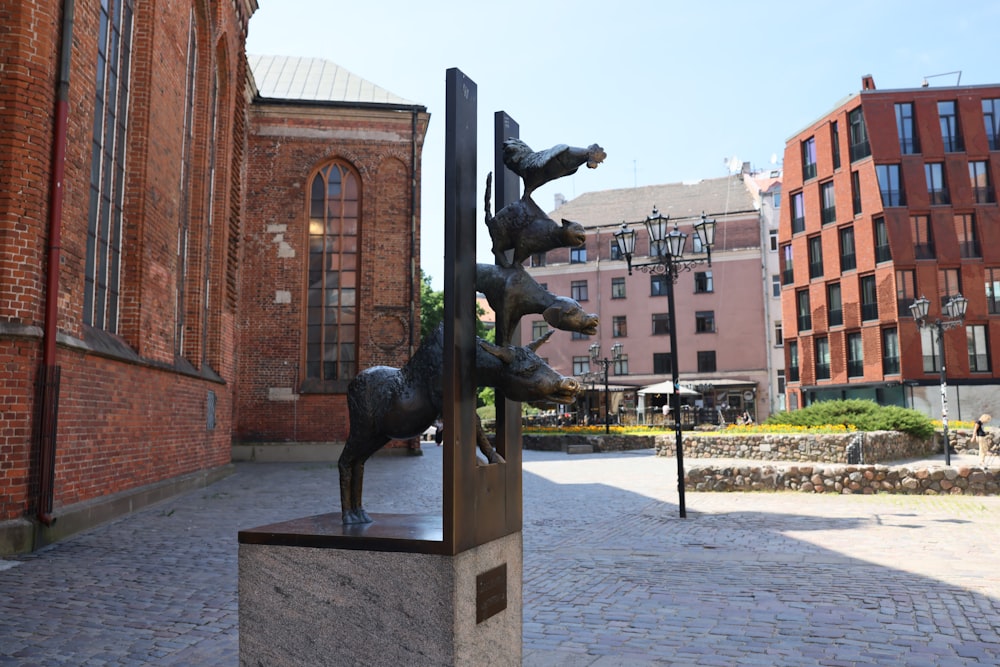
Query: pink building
xmin=522 ymin=175 xmax=771 ymax=424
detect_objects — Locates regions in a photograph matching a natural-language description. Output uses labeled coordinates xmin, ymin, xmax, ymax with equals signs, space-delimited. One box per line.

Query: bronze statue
xmin=339 ymin=325 xmax=581 ymax=524
xmin=337 ymin=137 xmax=605 ymax=524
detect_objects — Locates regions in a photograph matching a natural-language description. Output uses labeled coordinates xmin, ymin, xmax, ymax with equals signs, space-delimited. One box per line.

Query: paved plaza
xmin=2 ymin=446 xmax=1000 ymax=665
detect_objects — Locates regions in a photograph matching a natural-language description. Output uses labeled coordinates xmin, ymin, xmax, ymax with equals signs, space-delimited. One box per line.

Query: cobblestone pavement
xmin=2 ymin=447 xmax=1000 ymax=665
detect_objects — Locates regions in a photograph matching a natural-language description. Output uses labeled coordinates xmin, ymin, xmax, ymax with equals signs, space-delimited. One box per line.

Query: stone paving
xmin=2 ymin=447 xmax=1000 ymax=665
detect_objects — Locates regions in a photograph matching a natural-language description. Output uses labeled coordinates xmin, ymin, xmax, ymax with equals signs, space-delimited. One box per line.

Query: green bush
xmin=765 ymin=399 xmax=934 ymax=439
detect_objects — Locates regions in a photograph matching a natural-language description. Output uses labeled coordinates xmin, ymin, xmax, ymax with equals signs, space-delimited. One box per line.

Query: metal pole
xmin=603 ymin=359 xmax=610 ymax=434
xmin=665 ymin=256 xmax=686 ymax=518
xmin=938 ymin=321 xmax=951 ymax=466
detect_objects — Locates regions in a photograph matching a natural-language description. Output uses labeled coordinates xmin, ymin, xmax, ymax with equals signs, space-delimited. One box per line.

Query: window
xmin=694 ymin=271 xmax=713 ymax=293
xmin=827 ymin=282 xmax=843 ymax=327
xmin=895 ymin=269 xmax=917 ymax=317
xmin=174 ymin=21 xmax=197 ymax=351
xmin=769 ymin=229 xmax=778 ymax=251
xmin=777 ymin=369 xmax=786 ymax=395
xmin=860 ymin=274 xmax=878 ymax=321
xmin=530 ymin=252 xmax=547 ymax=267
xmin=612 ymin=315 xmax=628 ymax=338
xmin=796 ymin=289 xmax=811 ymax=331
xmin=938 ymin=100 xmax=963 ymax=152
xmin=851 ymin=170 xmax=862 ymax=216
xmin=571 ymin=280 xmax=589 ymax=301
xmin=571 ymin=330 xmax=591 ymax=341
xmin=847 ymin=332 xmax=864 ymax=378
xmin=772 ymin=274 xmax=781 ymax=298
xmin=791 ymin=191 xmax=805 ymax=233
xmin=697 ymin=351 xmax=717 ymax=373
xmin=984 ymin=98 xmax=1000 ymax=151
xmin=911 ymin=215 xmax=934 ymax=259
xmin=968 ymin=325 xmax=991 ymax=372
xmin=874 ymin=217 xmax=891 ymax=263
xmin=921 ymin=328 xmax=940 ymax=373
xmin=987 ymin=268 xmax=1000 ymax=315
xmin=883 ymin=328 xmax=900 ymax=375
xmin=802 ymin=137 xmax=817 ymax=181
xmin=650 ymin=275 xmax=668 ymax=297
xmin=781 ymin=244 xmax=794 ymax=285
xmin=969 ymin=161 xmax=994 ymax=204
xmin=653 ymin=353 xmax=672 ymax=374
xmin=848 ymin=107 xmax=870 ymax=161
xmin=925 ymin=163 xmax=949 ymax=205
xmin=815 ymin=338 xmax=831 ymax=380
xmin=808 ymin=236 xmax=824 ymax=279
xmin=613 ymin=355 xmax=629 ymax=376
xmin=773 ymin=191 xmax=781 ymax=208
xmin=876 ymin=164 xmax=905 ymax=206
xmin=788 ymin=341 xmax=800 ymax=382
xmin=939 ymin=267 xmax=961 ymax=297
xmin=839 ymin=226 xmax=856 ymax=272
xmin=85 ymin=0 xmax=135 ymax=332
xmin=570 ymin=246 xmax=587 ymax=263
xmin=955 ymin=213 xmax=980 ymax=258
xmin=532 ymin=320 xmax=547 ymax=340
xmin=695 ymin=311 xmax=716 ymax=333
xmin=572 ymin=356 xmax=591 ymax=376
xmin=611 ymin=276 xmax=626 ymax=299
xmin=774 ymin=321 xmax=784 ymax=346
xmin=895 ymin=102 xmax=919 ymax=154
xmin=820 ymin=181 xmax=836 ymax=224
xmin=831 ymin=120 xmax=841 ymax=169
xmin=652 ymin=313 xmax=670 ymax=335
xmin=609 ymin=240 xmax=622 ymax=260
xmin=307 ymin=163 xmax=359 ymax=384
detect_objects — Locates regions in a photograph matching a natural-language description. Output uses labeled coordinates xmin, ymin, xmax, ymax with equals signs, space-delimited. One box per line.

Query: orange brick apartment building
xmin=0 ymin=2 xmax=426 ymax=553
xmin=779 ymin=75 xmax=1000 ymax=417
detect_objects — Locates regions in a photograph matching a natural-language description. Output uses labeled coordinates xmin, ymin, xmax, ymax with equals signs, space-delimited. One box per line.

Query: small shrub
xmin=765 ymin=399 xmax=934 ymax=439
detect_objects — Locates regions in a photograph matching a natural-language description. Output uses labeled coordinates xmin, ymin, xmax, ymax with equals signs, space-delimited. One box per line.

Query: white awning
xmin=637 ymin=381 xmax=701 ymax=396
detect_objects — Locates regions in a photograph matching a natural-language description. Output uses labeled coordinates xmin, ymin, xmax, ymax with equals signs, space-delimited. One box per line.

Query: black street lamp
xmin=590 ymin=342 xmax=624 ymax=434
xmin=614 ymin=207 xmax=717 ymax=518
xmin=909 ymin=293 xmax=968 ymax=465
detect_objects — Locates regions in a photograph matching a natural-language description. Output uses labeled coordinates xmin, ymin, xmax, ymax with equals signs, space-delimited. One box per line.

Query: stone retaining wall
xmin=654 ymin=431 xmax=936 ymax=464
xmin=687 ymin=463 xmax=1000 ymax=496
xmin=522 ymin=434 xmax=654 ymax=453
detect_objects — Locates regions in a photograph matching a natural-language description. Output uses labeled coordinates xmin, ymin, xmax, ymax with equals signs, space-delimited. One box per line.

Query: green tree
xmin=419 ymin=270 xmax=444 ymax=341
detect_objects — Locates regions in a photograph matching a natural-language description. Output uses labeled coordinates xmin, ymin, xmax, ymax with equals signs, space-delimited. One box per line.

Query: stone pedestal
xmin=238 ymin=513 xmax=521 ymax=666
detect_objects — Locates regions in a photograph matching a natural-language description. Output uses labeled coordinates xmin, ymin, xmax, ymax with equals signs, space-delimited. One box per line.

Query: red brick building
xmin=234 ymin=56 xmax=428 ymax=452
xmin=0 ymin=4 xmax=428 ymax=553
xmin=779 ymin=75 xmax=1000 ymax=417
xmin=0 ymin=0 xmax=257 ymax=552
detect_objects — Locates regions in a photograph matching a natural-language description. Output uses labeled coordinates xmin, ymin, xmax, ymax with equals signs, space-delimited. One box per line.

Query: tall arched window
xmin=306 ymin=162 xmax=358 ymax=385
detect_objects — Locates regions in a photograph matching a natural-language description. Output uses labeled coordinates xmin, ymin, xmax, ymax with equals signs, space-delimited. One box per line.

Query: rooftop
xmin=549 ymin=175 xmax=758 ymax=229
xmin=248 ymin=54 xmax=415 ymax=106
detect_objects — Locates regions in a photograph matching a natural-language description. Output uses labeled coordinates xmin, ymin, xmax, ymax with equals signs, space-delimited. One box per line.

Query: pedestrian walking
xmin=975 ymin=413 xmax=992 ymax=465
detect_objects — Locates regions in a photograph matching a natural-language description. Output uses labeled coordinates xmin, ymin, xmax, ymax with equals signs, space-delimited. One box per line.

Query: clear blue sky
xmin=246 ymin=0 xmax=997 ymax=289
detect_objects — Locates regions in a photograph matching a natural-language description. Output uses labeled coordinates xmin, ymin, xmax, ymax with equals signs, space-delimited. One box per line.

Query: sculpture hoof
xmin=342 ymin=509 xmax=373 ymax=525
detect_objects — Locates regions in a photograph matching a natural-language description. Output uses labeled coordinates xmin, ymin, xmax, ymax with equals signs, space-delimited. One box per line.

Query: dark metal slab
xmin=238 ymin=513 xmax=447 ymax=555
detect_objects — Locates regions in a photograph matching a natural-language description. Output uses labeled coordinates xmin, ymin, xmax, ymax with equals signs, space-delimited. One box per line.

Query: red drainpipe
xmin=37 ymin=0 xmax=75 ymax=526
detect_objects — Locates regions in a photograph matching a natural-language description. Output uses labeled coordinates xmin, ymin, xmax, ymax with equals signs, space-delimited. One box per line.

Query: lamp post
xmin=909 ymin=293 xmax=968 ymax=465
xmin=590 ymin=342 xmax=624 ymax=434
xmin=615 ymin=207 xmax=717 ymax=518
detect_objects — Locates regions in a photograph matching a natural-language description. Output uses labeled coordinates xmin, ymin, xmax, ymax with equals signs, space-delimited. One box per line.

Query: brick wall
xmin=235 ymin=104 xmax=429 ymax=444
xmin=0 ymin=0 xmax=253 ymax=533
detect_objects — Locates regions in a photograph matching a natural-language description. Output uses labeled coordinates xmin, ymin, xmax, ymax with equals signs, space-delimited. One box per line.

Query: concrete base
xmin=238 ymin=514 xmax=521 ymax=666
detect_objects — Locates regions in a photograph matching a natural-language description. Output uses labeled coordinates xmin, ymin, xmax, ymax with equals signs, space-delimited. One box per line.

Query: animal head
xmin=477 ymin=331 xmax=582 ymax=405
xmin=560 ymin=219 xmax=587 ymax=248
xmin=543 ymin=297 xmax=599 ymax=336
